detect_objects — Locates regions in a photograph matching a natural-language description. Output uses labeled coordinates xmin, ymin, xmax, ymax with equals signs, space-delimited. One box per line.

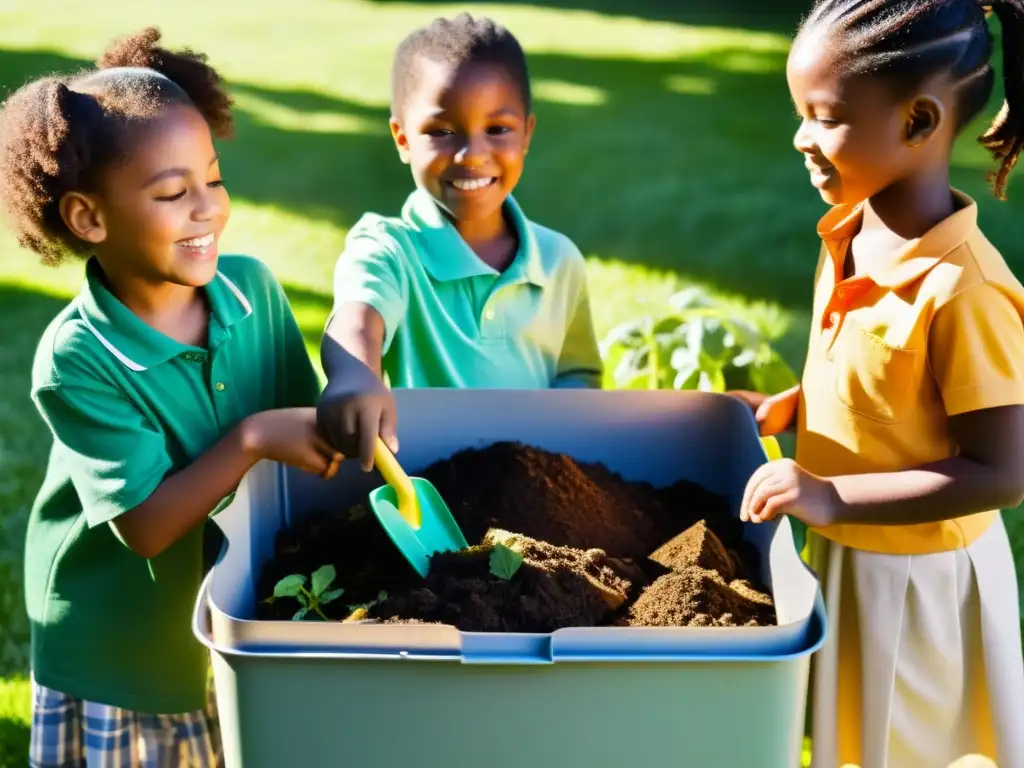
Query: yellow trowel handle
xmin=760 ymin=436 xmax=783 ymax=462
xmin=373 ymin=437 xmax=422 ymax=528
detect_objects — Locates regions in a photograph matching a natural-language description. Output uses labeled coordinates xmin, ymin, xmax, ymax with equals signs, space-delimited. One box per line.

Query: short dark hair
xmin=0 ymin=27 xmax=233 ymax=264
xmin=797 ymin=0 xmax=1024 ymax=199
xmin=391 ymin=13 xmax=531 ymax=117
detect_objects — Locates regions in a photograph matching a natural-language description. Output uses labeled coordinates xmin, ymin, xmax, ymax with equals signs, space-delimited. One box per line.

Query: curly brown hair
xmin=0 ymin=27 xmax=234 ymax=265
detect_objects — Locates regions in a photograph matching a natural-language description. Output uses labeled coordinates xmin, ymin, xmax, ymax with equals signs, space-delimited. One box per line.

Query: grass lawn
xmin=1 ymin=0 xmax=1023 ymax=763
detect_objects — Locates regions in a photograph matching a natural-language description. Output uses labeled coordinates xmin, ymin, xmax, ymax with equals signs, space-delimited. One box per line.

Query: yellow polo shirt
xmin=797 ymin=190 xmax=1024 ymax=555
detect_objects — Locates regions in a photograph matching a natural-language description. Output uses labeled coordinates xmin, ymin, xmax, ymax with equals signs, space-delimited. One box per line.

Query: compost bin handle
xmin=192 ymin=572 xmax=215 ymax=645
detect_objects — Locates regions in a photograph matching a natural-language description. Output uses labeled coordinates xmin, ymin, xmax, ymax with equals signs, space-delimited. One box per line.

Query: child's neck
xmin=98 ymin=262 xmax=210 ymax=348
xmin=850 ymin=167 xmax=956 ymax=278
xmin=453 ymin=208 xmax=518 ymax=273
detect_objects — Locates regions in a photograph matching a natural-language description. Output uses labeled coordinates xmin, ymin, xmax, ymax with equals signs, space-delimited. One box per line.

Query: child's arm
xmin=317 ymin=230 xmax=404 ymax=471
xmin=552 ymin=265 xmax=603 ymax=389
xmin=741 ymin=283 xmax=1024 ymax=526
xmin=742 ymin=404 xmax=1024 ymax=525
xmin=112 ymin=408 xmax=341 ymax=558
xmin=35 ymin=382 xmax=341 ymax=559
xmin=729 ymin=385 xmax=801 ymax=436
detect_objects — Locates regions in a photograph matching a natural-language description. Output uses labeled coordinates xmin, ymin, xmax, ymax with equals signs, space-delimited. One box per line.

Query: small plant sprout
xmin=343 ymin=590 xmax=389 ymax=623
xmin=271 ymin=564 xmax=345 ymax=621
xmin=489 ymin=542 xmax=525 ymax=581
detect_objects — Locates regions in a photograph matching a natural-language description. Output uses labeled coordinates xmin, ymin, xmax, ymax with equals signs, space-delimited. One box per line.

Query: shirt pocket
xmin=832 ymin=321 xmax=922 ymax=424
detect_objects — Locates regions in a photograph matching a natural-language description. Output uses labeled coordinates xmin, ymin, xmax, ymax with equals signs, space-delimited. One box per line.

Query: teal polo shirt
xmin=26 ymin=255 xmax=319 ymax=714
xmin=332 ymin=189 xmax=603 ymax=389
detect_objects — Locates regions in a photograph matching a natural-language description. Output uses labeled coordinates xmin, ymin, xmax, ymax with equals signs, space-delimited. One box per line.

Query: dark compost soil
xmin=256 ymin=442 xmax=775 ymax=630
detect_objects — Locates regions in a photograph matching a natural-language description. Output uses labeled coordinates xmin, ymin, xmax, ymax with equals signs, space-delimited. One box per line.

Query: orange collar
xmin=816 ymin=189 xmax=978 ymax=289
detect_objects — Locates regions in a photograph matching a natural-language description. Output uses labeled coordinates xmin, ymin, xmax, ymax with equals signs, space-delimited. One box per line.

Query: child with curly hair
xmin=0 ymin=28 xmax=342 ymax=766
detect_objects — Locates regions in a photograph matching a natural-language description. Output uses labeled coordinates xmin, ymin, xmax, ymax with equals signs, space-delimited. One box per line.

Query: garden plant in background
xmin=600 ymin=287 xmax=798 ymax=395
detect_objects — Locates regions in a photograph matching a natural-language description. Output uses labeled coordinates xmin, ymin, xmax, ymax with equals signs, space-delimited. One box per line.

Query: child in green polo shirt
xmin=0 ymin=29 xmax=340 ymax=767
xmin=319 ymin=13 xmax=603 ymax=470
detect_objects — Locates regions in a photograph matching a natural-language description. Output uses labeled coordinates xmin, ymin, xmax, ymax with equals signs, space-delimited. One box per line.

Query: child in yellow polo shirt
xmin=736 ymin=2 xmax=1024 ymax=766
xmin=317 ymin=13 xmax=603 ymax=470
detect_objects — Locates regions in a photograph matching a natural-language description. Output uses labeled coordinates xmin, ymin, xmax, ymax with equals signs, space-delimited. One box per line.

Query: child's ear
xmin=59 ymin=192 xmax=107 ymax=245
xmin=523 ymin=113 xmax=536 ymax=155
xmin=389 ymin=116 xmax=411 ymax=164
xmin=904 ymin=95 xmax=944 ymax=147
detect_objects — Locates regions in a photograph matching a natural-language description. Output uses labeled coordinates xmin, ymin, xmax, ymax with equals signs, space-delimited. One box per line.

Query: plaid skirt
xmin=29 ymin=677 xmax=222 ymax=768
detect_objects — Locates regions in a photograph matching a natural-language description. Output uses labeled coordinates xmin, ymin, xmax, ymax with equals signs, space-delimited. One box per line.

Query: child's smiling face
xmin=63 ymin=103 xmax=230 ymax=287
xmin=390 ymin=57 xmax=535 ymax=224
xmin=786 ymin=31 xmax=955 ymax=208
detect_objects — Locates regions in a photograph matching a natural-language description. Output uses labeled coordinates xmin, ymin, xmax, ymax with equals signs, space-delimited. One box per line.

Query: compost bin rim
xmin=194 ymin=573 xmax=827 ymax=664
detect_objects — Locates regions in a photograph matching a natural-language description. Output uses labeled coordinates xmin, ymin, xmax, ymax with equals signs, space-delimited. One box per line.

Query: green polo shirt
xmin=26 ymin=254 xmax=319 ymax=714
xmin=332 ymin=189 xmax=603 ymax=389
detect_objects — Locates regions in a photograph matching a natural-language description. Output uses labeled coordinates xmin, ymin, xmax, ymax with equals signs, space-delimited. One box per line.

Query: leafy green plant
xmin=270 ymin=564 xmax=345 ymax=621
xmin=489 ymin=543 xmax=525 ymax=580
xmin=600 ymin=287 xmax=797 ymax=394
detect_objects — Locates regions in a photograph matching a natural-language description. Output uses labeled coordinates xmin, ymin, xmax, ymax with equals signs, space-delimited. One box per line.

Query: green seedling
xmin=343 ymin=590 xmax=389 ymax=623
xmin=347 ymin=590 xmax=389 ymax=614
xmin=270 ymin=564 xmax=345 ymax=621
xmin=489 ymin=542 xmax=525 ymax=581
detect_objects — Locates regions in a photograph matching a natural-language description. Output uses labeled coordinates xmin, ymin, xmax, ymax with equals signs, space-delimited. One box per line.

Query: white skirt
xmin=808 ymin=515 xmax=1024 ymax=768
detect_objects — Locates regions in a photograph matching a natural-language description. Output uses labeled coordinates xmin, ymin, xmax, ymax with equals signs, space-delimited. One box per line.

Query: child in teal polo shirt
xmin=0 ymin=29 xmax=341 ymax=767
xmin=319 ymin=13 xmax=603 ymax=470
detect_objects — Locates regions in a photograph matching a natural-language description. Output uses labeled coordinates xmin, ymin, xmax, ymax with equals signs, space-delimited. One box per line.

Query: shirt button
xmin=484 ymin=309 xmax=495 ymax=321
xmin=836 ymin=287 xmax=845 ymax=299
xmin=215 ymin=382 xmax=226 ymax=392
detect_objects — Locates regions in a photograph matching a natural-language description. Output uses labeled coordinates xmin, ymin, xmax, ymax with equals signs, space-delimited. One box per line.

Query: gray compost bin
xmin=194 ymin=389 xmax=826 ymax=767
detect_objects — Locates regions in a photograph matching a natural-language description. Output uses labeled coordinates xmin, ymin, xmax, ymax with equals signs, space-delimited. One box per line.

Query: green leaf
xmin=730 ymin=348 xmax=757 ymax=369
xmin=718 ymin=315 xmax=762 ymax=349
xmin=750 ymin=353 xmax=798 ymax=395
xmin=320 ymin=588 xmax=345 ymax=604
xmin=613 ymin=347 xmax=652 ymax=389
xmin=651 ymin=315 xmax=684 ymax=335
xmin=697 ymin=318 xmax=729 ymax=362
xmin=273 ymin=574 xmax=306 ymax=599
xmin=669 ymin=337 xmax=698 ymax=371
xmin=667 ymin=286 xmax=712 ymax=311
xmin=599 ymin=318 xmax=648 ymax=355
xmin=489 ymin=543 xmax=525 ymax=580
xmin=311 ymin=564 xmax=336 ymax=597
xmin=378 ymin=590 xmax=388 ymax=602
xmin=292 ymin=606 xmax=310 ymax=621
xmin=701 ymin=365 xmax=727 ymax=393
xmin=296 ymin=593 xmax=309 ymax=607
xmin=672 ymin=357 xmax=701 ymax=390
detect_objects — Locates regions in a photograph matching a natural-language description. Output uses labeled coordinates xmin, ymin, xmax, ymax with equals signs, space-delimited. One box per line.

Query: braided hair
xmin=391 ymin=13 xmax=531 ymax=117
xmin=797 ymin=0 xmax=1024 ymax=198
xmin=0 ymin=27 xmax=233 ymax=264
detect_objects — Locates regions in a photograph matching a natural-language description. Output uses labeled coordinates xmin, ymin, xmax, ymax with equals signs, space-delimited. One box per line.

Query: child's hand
xmin=319 ymin=309 xmax=399 ymax=472
xmin=242 ymin=408 xmax=343 ymax=480
xmin=740 ymin=458 xmax=840 ymax=527
xmin=317 ymin=358 xmax=398 ymax=473
xmin=728 ymin=385 xmax=800 ymax=436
